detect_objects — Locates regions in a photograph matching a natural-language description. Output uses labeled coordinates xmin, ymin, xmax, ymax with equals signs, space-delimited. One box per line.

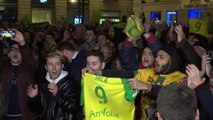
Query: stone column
xmin=18 ymin=0 xmax=31 ymax=22
xmin=55 ymin=0 xmax=67 ymax=23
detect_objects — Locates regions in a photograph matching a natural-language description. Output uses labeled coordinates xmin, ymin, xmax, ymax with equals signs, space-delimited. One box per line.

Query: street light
xmin=70 ymin=0 xmax=77 ymax=3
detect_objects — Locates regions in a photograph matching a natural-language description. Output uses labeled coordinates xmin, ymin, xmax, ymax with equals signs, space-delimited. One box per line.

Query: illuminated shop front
xmin=133 ymin=0 xmax=213 ymax=26
xmin=31 ymin=0 xmax=55 ymax=24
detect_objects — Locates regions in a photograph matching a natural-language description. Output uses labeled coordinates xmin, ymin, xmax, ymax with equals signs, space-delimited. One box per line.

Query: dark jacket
xmin=69 ymin=50 xmax=87 ymax=84
xmin=176 ymin=39 xmax=202 ymax=71
xmin=120 ymin=35 xmax=162 ymax=71
xmin=195 ymin=83 xmax=213 ymax=120
xmin=29 ymin=75 xmax=80 ymax=120
xmin=0 ymin=45 xmax=37 ymax=120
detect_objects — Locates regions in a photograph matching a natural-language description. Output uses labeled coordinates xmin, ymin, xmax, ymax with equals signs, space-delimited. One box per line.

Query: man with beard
xmin=126 ymin=24 xmax=201 ymax=120
xmin=0 ymin=29 xmax=37 ymax=120
xmin=128 ymin=45 xmax=187 ymax=120
xmin=27 ymin=52 xmax=80 ymax=120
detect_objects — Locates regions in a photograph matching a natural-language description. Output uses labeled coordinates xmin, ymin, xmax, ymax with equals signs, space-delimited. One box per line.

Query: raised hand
xmin=186 ymin=64 xmax=204 ymax=89
xmin=174 ymin=25 xmax=186 ymax=43
xmin=27 ymin=84 xmax=38 ymax=98
xmin=81 ymin=67 xmax=90 ymax=74
xmin=10 ymin=28 xmax=25 ymax=46
xmin=48 ymin=83 xmax=58 ymax=96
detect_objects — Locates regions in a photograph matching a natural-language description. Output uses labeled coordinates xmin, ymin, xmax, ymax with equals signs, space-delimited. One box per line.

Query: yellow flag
xmin=123 ymin=15 xmax=144 ymax=40
xmin=82 ymin=73 xmax=138 ymax=120
xmin=189 ymin=19 xmax=210 ymax=37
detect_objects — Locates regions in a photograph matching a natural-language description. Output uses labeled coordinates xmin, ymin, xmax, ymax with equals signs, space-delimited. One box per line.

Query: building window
xmin=31 ymin=0 xmax=55 ymax=5
xmin=188 ymin=9 xmax=204 ymax=19
xmin=150 ymin=11 xmax=161 ymax=21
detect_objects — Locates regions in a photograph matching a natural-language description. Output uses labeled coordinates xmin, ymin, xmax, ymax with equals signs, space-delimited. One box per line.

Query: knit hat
xmin=123 ymin=15 xmax=144 ymax=40
xmin=158 ymin=46 xmax=183 ymax=74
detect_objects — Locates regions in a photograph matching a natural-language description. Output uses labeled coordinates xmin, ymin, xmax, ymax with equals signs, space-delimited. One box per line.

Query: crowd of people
xmin=0 ymin=14 xmax=213 ymax=120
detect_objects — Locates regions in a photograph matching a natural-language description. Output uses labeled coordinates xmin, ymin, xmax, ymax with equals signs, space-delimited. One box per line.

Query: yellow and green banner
xmin=189 ymin=19 xmax=211 ymax=38
xmin=123 ymin=15 xmax=144 ymax=40
xmin=81 ymin=73 xmax=138 ymax=120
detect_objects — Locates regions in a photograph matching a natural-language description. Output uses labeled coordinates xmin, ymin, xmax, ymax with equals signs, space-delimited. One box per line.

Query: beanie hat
xmin=123 ymin=15 xmax=144 ymax=40
xmin=158 ymin=46 xmax=183 ymax=74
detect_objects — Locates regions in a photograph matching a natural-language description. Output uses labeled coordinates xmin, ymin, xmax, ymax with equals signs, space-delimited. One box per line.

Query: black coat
xmin=29 ymin=75 xmax=80 ymax=120
xmin=195 ymin=83 xmax=213 ymax=120
xmin=69 ymin=50 xmax=87 ymax=85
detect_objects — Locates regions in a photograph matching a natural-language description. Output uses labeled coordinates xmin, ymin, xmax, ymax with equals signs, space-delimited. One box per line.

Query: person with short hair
xmin=82 ymin=50 xmax=105 ymax=75
xmin=79 ymin=27 xmax=98 ymax=51
xmin=56 ymin=41 xmax=87 ymax=85
xmin=27 ymin=52 xmax=80 ymax=120
xmin=0 ymin=29 xmax=38 ymax=120
xmin=157 ymin=83 xmax=199 ymax=120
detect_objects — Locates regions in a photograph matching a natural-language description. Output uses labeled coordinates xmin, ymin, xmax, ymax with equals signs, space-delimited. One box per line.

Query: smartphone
xmin=0 ymin=30 xmax=15 ymax=38
xmin=155 ymin=19 xmax=161 ymax=24
xmin=173 ymin=21 xmax=178 ymax=27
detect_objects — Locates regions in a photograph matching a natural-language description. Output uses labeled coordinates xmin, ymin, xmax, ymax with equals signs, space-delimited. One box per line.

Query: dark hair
xmin=86 ymin=26 xmax=96 ymax=32
xmin=56 ymin=41 xmax=78 ymax=52
xmin=45 ymin=31 xmax=55 ymax=38
xmin=87 ymin=50 xmax=105 ymax=63
xmin=97 ymin=32 xmax=109 ymax=39
xmin=157 ymin=83 xmax=197 ymax=120
xmin=189 ymin=33 xmax=208 ymax=46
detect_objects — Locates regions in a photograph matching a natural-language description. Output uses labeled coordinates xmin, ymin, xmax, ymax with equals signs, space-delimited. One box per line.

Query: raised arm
xmin=175 ymin=25 xmax=202 ymax=70
xmin=11 ymin=29 xmax=37 ymax=73
xmin=186 ymin=64 xmax=213 ymax=119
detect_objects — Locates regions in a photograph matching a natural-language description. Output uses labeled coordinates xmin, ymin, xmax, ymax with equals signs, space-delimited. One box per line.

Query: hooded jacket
xmin=135 ymin=46 xmax=186 ymax=120
xmin=158 ymin=46 xmax=183 ymax=74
